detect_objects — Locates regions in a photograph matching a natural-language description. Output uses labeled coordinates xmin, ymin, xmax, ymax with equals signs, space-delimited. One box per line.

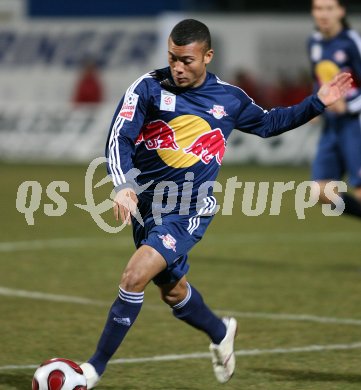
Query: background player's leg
xmin=354 ymin=187 xmax=361 ymax=203
xmin=338 ymin=119 xmax=361 ymax=219
xmin=314 ymin=180 xmax=361 ymax=219
xmin=84 ymin=245 xmax=167 ymax=382
xmin=341 ymin=190 xmax=361 ymax=218
xmin=159 ymin=276 xmax=226 ymax=344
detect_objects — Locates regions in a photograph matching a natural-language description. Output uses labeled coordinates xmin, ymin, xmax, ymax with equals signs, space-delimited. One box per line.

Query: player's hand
xmin=317 ymin=72 xmax=352 ymax=107
xmin=326 ymin=98 xmax=347 ymax=114
xmin=113 ymin=188 xmax=139 ymax=226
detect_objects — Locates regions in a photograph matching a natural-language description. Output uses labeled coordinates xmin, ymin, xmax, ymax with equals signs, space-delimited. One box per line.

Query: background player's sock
xmin=341 ymin=193 xmax=361 ymax=218
xmin=88 ymin=288 xmax=144 ymax=376
xmin=172 ymin=283 xmax=226 ymax=344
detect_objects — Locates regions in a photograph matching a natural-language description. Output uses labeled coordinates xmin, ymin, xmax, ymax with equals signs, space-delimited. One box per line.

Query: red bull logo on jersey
xmin=333 ymin=50 xmax=347 ymax=63
xmin=183 ymin=128 xmax=225 ymax=165
xmin=136 ymin=115 xmax=226 ymax=169
xmin=207 ymin=105 xmax=228 ymax=119
xmin=135 ymin=120 xmax=179 ymax=151
xmin=158 ymin=233 xmax=177 ymax=252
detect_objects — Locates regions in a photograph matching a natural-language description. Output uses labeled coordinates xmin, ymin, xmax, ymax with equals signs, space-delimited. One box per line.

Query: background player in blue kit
xmin=309 ymin=0 xmax=361 ymax=218
xmin=80 ymin=19 xmax=352 ymax=388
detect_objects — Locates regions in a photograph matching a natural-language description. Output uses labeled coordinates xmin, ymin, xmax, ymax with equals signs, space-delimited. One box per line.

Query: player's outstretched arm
xmin=317 ymin=72 xmax=353 ymax=107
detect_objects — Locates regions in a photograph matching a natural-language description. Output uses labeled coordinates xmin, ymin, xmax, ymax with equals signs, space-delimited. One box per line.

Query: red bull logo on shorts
xmin=135 ymin=115 xmax=226 ymax=169
xmin=158 ymin=233 xmax=177 ymax=252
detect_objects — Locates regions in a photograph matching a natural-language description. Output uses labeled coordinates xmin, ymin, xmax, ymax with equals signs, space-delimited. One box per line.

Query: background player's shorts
xmin=312 ymin=115 xmax=361 ymax=187
xmin=131 ymin=197 xmax=216 ymax=286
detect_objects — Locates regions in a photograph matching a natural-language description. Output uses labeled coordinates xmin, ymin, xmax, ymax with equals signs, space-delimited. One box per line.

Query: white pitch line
xmin=1 ymin=342 xmax=361 ymax=372
xmin=0 ymin=364 xmax=39 ymax=371
xmin=0 ymin=237 xmax=128 ymax=252
xmin=215 ymin=310 xmax=361 ymax=327
xmin=208 ymin=231 xmax=361 ymax=244
xmin=110 ymin=341 xmax=361 ymax=364
xmin=0 ymin=286 xmax=108 ymax=306
xmin=1 ymin=286 xmax=361 ymax=327
xmin=0 ymin=231 xmax=359 ymax=252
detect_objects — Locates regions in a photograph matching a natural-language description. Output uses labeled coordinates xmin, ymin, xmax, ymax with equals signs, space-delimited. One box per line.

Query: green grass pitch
xmin=0 ymin=163 xmax=360 ymax=390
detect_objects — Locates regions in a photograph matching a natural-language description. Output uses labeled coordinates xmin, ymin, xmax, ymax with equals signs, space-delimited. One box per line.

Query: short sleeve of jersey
xmin=346 ymin=30 xmax=361 ymax=114
xmin=347 ymin=30 xmax=361 ymax=85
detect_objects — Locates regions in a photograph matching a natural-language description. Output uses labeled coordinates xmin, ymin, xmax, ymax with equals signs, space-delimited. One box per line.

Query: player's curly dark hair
xmin=170 ymin=19 xmax=211 ymax=51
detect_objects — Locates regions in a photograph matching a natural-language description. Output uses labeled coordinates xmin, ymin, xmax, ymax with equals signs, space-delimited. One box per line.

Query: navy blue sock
xmin=341 ymin=193 xmax=361 ymax=218
xmin=172 ymin=283 xmax=226 ymax=344
xmin=88 ymin=288 xmax=144 ymax=376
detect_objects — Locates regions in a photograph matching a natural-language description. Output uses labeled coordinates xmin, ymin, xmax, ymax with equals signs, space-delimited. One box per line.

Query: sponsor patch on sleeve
xmin=118 ymin=92 xmax=139 ymax=121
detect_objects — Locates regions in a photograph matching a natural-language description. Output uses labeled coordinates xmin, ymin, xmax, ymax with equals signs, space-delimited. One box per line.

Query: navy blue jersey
xmin=308 ymin=28 xmax=361 ymax=117
xmin=106 ymin=67 xmax=325 ymax=209
xmin=308 ymin=29 xmax=361 ymax=186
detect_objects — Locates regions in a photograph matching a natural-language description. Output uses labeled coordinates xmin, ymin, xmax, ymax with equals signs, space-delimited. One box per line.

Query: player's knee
xmin=120 ymin=267 xmax=147 ymax=292
xmin=160 ymin=280 xmax=188 ymax=307
xmin=311 ymin=181 xmax=332 ymax=204
xmin=318 ymin=192 xmax=333 ymax=204
xmin=161 ymin=291 xmax=181 ymax=306
xmin=354 ymin=188 xmax=361 ymax=203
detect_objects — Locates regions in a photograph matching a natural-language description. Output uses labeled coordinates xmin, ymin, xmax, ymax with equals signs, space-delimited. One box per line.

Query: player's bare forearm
xmin=317 ymin=72 xmax=353 ymax=107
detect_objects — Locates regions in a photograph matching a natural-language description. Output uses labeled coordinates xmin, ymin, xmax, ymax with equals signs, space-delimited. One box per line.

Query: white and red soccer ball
xmin=32 ymin=358 xmax=87 ymax=390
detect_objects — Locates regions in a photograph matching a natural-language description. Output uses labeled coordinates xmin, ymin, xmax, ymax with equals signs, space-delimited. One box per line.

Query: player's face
xmin=168 ymin=38 xmax=214 ymax=88
xmin=312 ymin=0 xmax=345 ymax=37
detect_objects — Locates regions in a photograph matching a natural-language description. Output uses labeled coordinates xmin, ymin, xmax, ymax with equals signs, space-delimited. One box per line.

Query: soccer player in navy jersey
xmin=80 ymin=19 xmax=352 ymax=388
xmin=309 ymin=0 xmax=361 ymax=218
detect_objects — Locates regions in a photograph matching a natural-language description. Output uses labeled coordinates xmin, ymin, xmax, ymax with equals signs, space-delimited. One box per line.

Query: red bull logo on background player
xmin=135 ymin=115 xmax=226 ymax=168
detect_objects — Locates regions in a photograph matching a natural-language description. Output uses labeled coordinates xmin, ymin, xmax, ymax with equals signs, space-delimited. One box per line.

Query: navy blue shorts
xmin=312 ymin=115 xmax=361 ymax=187
xmin=131 ymin=196 xmax=216 ymax=286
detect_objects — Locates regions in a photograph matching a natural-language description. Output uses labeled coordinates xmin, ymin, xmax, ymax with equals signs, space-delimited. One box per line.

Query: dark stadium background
xmin=27 ymin=0 xmax=361 ymax=17
xmin=1 ymin=1 xmax=360 ymax=390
